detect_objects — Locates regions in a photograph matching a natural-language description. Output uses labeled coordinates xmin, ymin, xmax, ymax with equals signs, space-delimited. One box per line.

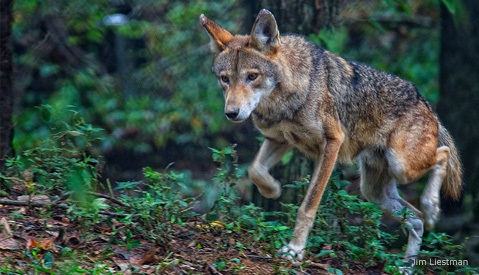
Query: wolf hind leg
xmin=360 ymin=159 xmax=424 ymax=267
xmin=420 ymin=146 xmax=450 ymax=230
xmin=248 ymin=139 xmax=292 ymax=199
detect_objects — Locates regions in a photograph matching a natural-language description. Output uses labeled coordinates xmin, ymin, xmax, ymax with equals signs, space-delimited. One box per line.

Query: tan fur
xmin=200 ymin=9 xmax=463 ymax=268
xmin=437 ymin=124 xmax=463 ymax=200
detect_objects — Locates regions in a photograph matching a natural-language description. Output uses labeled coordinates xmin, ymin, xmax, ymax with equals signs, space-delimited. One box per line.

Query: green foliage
xmin=2 ymin=130 xmax=476 ymax=273
xmin=5 ymin=1 xmax=476 ymax=273
xmin=410 ymin=232 xmax=477 ymax=274
xmin=12 ymin=1 xmax=246 ymax=164
xmin=207 ymin=146 xmax=244 ymax=219
xmin=191 ymin=148 xmax=474 ymax=274
xmin=212 ymin=257 xmax=245 ymax=273
xmin=11 ymin=1 xmax=447 ymax=186
xmin=201 ymin=152 xmax=474 ymax=273
xmin=2 ymin=105 xmax=103 ymax=195
xmin=114 ymin=167 xmax=196 ymax=243
xmin=17 ymin=247 xmax=114 ymax=275
xmin=298 ymin=174 xmax=398 ymax=268
xmin=441 ymin=0 xmax=457 ymax=15
xmin=309 ymin=1 xmax=440 ymax=104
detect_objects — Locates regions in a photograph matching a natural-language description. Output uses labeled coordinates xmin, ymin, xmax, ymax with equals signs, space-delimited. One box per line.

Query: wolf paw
xmin=399 ymin=256 xmax=416 ymax=275
xmin=278 ymin=244 xmax=304 ymax=263
xmin=398 ymin=266 xmax=413 ymax=275
xmin=420 ymin=198 xmax=440 ymax=230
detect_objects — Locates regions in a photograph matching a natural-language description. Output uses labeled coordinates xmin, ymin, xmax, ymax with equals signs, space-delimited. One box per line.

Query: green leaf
xmin=34 ymin=266 xmax=55 ymax=274
xmin=92 ymin=198 xmax=109 ymax=211
xmin=68 ymin=130 xmax=84 ymax=137
xmin=281 ymin=151 xmax=293 ymax=165
xmin=442 ymin=0 xmax=456 ymax=14
xmin=43 ymin=251 xmax=54 ymax=268
xmin=326 ymin=267 xmax=343 ymax=275
xmin=39 ymin=105 xmax=52 ymax=122
xmin=214 ymin=260 xmax=227 ymax=271
xmin=39 ymin=64 xmax=59 ymax=77
xmin=369 ymin=18 xmax=386 ymax=32
xmin=229 ymin=258 xmax=241 ymax=264
xmin=315 ymin=250 xmax=335 ymax=258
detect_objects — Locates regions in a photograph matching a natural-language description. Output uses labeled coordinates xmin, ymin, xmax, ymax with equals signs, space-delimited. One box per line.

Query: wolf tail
xmin=421 ymin=124 xmax=463 ymax=230
xmin=438 ymin=124 xmax=463 ymax=201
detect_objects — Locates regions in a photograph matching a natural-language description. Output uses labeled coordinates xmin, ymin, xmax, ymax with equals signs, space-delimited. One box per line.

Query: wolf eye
xmin=247 ymin=73 xmax=258 ymax=81
xmin=220 ymin=76 xmax=229 ymax=83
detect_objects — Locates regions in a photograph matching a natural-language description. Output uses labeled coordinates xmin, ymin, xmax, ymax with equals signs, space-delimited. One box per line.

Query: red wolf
xmin=200 ymin=9 xmax=462 ymax=267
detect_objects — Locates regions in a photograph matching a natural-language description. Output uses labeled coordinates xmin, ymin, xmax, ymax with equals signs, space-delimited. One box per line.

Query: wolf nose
xmin=225 ymin=109 xmax=240 ymax=120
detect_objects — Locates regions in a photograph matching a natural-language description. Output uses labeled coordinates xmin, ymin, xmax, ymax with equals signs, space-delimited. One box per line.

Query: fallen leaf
xmin=139 ymin=247 xmax=158 ymax=265
xmin=26 ymin=237 xmax=58 ymax=252
xmin=129 ymin=255 xmax=142 ymax=266
xmin=95 ymin=225 xmax=113 ymax=235
xmin=0 ymin=218 xmax=12 ymax=235
xmin=113 ymin=247 xmax=133 ymax=259
xmin=196 ymin=234 xmax=213 ymax=241
xmin=26 ymin=238 xmax=38 ymax=250
xmin=39 ymin=238 xmax=55 ymax=251
xmin=112 ymin=257 xmax=131 ymax=273
xmin=15 ymin=207 xmax=27 ymax=215
xmin=309 ymin=261 xmax=331 ymax=270
xmin=0 ymin=218 xmax=21 ymax=250
xmin=0 ymin=236 xmax=20 ymax=250
xmin=51 ymin=216 xmax=70 ymax=226
xmin=210 ymin=220 xmax=224 ymax=229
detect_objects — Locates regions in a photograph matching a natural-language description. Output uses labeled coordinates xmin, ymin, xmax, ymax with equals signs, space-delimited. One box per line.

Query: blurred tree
xmin=0 ymin=0 xmax=15 ymax=173
xmin=11 ymin=1 xmax=248 ymax=181
xmin=437 ymin=0 xmax=479 ymax=214
xmin=250 ymin=0 xmax=343 ymax=32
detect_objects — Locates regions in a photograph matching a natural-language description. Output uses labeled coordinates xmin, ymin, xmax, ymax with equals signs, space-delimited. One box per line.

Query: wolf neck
xmin=252 ymin=35 xmax=324 ymax=126
xmin=253 ymin=84 xmax=307 ymax=126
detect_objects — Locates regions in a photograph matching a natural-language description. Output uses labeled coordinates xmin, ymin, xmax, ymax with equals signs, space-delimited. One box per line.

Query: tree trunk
xmin=250 ymin=0 xmax=342 ymax=33
xmin=437 ymin=0 xmax=479 ymax=214
xmin=0 ymin=0 xmax=15 ymax=173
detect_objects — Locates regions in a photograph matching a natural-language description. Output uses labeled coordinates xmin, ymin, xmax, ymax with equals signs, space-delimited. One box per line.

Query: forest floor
xmin=0 ymin=193 xmax=398 ymax=275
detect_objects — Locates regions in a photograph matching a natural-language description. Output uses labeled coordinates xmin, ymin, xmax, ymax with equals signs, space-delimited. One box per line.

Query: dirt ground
xmin=0 ymin=193 xmax=396 ymax=275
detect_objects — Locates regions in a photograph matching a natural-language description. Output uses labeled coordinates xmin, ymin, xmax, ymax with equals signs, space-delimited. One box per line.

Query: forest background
xmin=0 ymin=0 xmax=479 ymax=274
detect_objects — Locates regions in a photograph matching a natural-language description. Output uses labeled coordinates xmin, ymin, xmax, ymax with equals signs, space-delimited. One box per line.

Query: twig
xmin=246 ymin=254 xmax=272 ymax=260
xmin=86 ymin=191 xmax=129 ymax=207
xmin=0 ymin=199 xmax=51 ymax=207
xmin=0 ymin=197 xmax=133 ymax=219
xmin=0 ymin=235 xmax=13 ymax=243
xmin=51 ymin=192 xmax=72 ymax=205
xmin=309 ymin=261 xmax=331 ymax=270
xmin=98 ymin=210 xmax=131 ymax=218
xmin=207 ymin=263 xmax=223 ymax=275
xmin=0 ymin=192 xmax=70 ymax=207
xmin=0 ymin=191 xmax=128 ymax=208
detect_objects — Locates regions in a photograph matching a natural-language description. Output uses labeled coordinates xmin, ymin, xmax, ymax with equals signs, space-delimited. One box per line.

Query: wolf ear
xmin=249 ymin=9 xmax=280 ymax=53
xmin=200 ymin=14 xmax=234 ymax=53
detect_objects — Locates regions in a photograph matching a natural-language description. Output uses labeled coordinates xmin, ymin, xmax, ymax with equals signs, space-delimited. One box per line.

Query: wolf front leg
xmin=280 ymin=137 xmax=342 ymax=261
xmin=248 ymin=139 xmax=292 ymax=199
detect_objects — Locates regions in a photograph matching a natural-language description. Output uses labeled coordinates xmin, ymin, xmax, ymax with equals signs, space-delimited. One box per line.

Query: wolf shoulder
xmin=282 ymin=35 xmax=430 ymax=115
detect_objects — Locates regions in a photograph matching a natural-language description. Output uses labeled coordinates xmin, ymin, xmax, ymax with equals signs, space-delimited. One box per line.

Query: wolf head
xmin=200 ymin=9 xmax=282 ymax=122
